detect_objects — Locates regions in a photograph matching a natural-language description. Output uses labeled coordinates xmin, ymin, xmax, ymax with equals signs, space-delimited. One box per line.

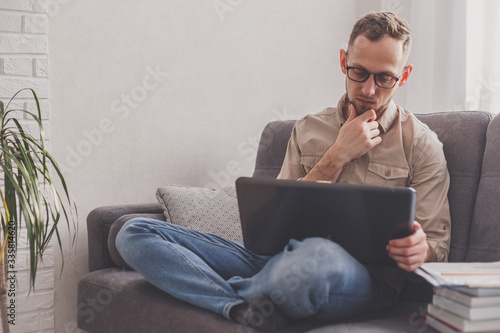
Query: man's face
xmin=340 ymin=35 xmax=412 ymax=117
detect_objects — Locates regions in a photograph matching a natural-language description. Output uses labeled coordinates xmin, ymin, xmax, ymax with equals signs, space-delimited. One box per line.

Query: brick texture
xmin=34 ymin=58 xmax=48 ymax=77
xmin=1 ymin=0 xmax=48 ymax=13
xmin=3 ymin=57 xmax=32 ymax=76
xmin=0 ymin=13 xmax=23 ymax=32
xmin=23 ymin=15 xmax=49 ymax=34
xmin=0 ymin=77 xmax=49 ymax=98
xmin=0 ymin=2 xmax=53 ymax=332
xmin=25 ymin=99 xmax=50 ymax=119
xmin=0 ymin=34 xmax=48 ymax=54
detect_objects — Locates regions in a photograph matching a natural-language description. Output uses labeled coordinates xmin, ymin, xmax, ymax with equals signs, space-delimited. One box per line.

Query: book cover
xmin=425 ymin=313 xmax=462 ymax=333
xmin=433 ymin=294 xmax=500 ymax=320
xmin=427 ymin=304 xmax=500 ymax=332
xmin=416 ymin=262 xmax=500 ymax=288
xmin=426 ymin=313 xmax=500 ymax=333
xmin=454 ymin=287 xmax=500 ymax=297
xmin=436 ymin=288 xmax=500 ymax=307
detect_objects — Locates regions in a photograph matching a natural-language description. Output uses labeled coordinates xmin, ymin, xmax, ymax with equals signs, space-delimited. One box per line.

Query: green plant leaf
xmin=0 ymin=88 xmax=77 ymax=291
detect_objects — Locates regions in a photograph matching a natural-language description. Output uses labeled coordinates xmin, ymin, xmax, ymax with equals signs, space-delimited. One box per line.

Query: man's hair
xmin=348 ymin=12 xmax=411 ymax=55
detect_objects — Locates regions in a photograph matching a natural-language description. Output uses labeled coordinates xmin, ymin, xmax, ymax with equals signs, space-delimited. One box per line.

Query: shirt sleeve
xmin=277 ymin=124 xmax=306 ymax=180
xmin=410 ymin=129 xmax=452 ymax=262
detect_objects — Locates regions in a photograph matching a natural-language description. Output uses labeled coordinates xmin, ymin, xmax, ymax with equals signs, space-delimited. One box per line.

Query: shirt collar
xmin=336 ymin=94 xmax=398 ymax=133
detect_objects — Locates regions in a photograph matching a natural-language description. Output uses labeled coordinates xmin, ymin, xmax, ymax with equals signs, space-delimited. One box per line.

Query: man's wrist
xmin=303 ymin=155 xmax=345 ymax=182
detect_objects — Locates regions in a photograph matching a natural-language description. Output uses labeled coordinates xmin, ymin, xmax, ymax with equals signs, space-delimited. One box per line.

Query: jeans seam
xmin=153 ymin=223 xmax=269 ymax=265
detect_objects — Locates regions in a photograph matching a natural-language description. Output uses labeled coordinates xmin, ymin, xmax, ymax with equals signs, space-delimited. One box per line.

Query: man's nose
xmin=361 ymin=74 xmax=377 ymax=96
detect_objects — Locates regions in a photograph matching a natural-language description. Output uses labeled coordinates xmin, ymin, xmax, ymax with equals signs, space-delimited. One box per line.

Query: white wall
xmin=49 ymin=1 xmax=360 ymax=331
xmin=0 ymin=1 xmax=55 ymax=332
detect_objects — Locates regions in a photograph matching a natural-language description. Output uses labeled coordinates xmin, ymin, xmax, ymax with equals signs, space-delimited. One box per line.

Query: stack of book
xmin=425 ymin=287 xmax=500 ymax=332
xmin=415 ymin=261 xmax=500 ymax=333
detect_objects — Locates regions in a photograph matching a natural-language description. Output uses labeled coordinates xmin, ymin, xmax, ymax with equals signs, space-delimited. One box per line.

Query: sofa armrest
xmin=87 ymin=203 xmax=165 ymax=272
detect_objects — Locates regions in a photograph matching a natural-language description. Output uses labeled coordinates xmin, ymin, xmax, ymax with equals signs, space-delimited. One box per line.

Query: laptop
xmin=235 ymin=177 xmax=416 ymax=266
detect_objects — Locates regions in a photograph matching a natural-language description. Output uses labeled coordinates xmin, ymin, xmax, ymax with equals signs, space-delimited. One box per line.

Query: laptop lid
xmin=235 ymin=177 xmax=416 ymax=266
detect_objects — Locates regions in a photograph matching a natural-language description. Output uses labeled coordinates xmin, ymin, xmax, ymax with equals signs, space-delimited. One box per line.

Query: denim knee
xmin=115 ymin=218 xmax=151 ymax=263
xmin=254 ymin=238 xmax=372 ymax=319
xmin=267 ymin=238 xmax=371 ymax=296
xmin=116 ymin=218 xmax=142 ymax=243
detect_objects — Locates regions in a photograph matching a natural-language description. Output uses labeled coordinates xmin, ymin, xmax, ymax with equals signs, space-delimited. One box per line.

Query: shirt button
xmin=443 ymin=225 xmax=448 ymax=231
xmin=385 ymin=170 xmax=391 ymax=177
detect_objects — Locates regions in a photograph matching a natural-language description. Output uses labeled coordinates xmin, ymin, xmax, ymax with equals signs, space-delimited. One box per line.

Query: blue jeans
xmin=115 ymin=218 xmax=397 ymax=322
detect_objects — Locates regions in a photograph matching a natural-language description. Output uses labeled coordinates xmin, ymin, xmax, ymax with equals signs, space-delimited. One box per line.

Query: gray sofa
xmin=78 ymin=111 xmax=500 ymax=333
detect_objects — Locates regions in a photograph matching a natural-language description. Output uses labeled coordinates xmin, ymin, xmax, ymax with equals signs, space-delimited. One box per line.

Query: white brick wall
xmin=0 ymin=1 xmax=54 ymax=332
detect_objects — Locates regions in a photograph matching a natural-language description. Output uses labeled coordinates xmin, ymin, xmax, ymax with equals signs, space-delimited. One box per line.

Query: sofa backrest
xmin=253 ymin=120 xmax=296 ymax=179
xmin=466 ymin=113 xmax=500 ymax=262
xmin=415 ymin=112 xmax=491 ymax=262
xmin=252 ymin=111 xmax=493 ymax=263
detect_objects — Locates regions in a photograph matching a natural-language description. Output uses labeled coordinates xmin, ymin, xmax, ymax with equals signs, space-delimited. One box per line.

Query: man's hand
xmin=386 ymin=221 xmax=436 ymax=272
xmin=334 ymin=104 xmax=382 ymax=163
xmin=303 ymin=104 xmax=382 ymax=182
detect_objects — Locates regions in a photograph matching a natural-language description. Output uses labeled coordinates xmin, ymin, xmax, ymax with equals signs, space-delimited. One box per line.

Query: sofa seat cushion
xmin=77 ymin=268 xmax=429 ymax=333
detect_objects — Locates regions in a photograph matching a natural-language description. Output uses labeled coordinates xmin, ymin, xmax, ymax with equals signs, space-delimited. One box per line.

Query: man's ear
xmin=398 ymin=65 xmax=414 ymax=86
xmin=340 ymin=49 xmax=347 ymax=74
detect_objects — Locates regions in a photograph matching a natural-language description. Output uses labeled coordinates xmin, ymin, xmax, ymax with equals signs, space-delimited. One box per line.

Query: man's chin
xmin=346 ymin=97 xmax=375 ymax=115
xmin=353 ymin=102 xmax=376 ymax=115
xmin=357 ymin=105 xmax=373 ymax=114
xmin=355 ymin=102 xmax=389 ymax=117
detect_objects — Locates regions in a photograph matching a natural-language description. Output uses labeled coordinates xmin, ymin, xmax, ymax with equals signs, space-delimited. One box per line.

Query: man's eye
xmin=378 ymin=75 xmax=394 ymax=83
xmin=353 ymin=69 xmax=366 ymax=75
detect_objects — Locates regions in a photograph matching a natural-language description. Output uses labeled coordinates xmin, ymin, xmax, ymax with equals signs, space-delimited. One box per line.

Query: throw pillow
xmin=156 ymin=185 xmax=243 ymax=242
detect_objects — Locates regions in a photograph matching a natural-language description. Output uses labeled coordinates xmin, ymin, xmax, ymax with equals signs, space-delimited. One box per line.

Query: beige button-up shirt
xmin=277 ymin=95 xmax=451 ymax=288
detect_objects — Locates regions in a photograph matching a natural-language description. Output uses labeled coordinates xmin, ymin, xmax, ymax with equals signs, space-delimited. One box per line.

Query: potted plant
xmin=0 ymin=89 xmax=77 ymax=333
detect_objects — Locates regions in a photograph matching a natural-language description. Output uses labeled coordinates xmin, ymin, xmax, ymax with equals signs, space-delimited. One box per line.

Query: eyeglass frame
xmin=344 ymin=51 xmax=407 ymax=89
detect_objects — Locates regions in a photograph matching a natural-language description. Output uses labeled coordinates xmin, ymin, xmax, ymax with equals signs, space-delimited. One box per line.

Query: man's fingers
xmin=368 ymin=119 xmax=379 ymax=130
xmin=369 ymin=125 xmax=380 ymax=136
xmin=389 ymin=250 xmax=427 ymax=272
xmin=386 ymin=221 xmax=429 ymax=272
xmin=346 ymin=104 xmax=357 ymax=123
xmin=387 ymin=241 xmax=426 ymax=256
xmin=372 ymin=135 xmax=382 ymax=146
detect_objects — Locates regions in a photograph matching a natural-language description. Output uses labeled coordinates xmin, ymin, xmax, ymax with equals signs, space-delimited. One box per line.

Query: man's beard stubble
xmin=345 ymin=91 xmax=390 ymax=118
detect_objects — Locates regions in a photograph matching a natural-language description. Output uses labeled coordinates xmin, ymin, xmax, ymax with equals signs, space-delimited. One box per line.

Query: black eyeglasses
xmin=345 ymin=52 xmax=406 ymax=89
xmin=345 ymin=66 xmax=405 ymax=89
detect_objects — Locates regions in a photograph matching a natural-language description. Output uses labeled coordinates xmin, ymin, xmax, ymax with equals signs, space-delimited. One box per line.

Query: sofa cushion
xmin=253 ymin=120 xmax=296 ymax=178
xmin=78 ymin=268 xmax=430 ymax=333
xmin=88 ymin=203 xmax=165 ymax=272
xmin=78 ymin=268 xmax=252 ymax=333
xmin=156 ymin=185 xmax=243 ymax=242
xmin=466 ymin=113 xmax=500 ymax=261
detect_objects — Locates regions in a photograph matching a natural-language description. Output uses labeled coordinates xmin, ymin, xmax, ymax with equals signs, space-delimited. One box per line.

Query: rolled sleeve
xmin=277 ymin=125 xmax=306 ymax=180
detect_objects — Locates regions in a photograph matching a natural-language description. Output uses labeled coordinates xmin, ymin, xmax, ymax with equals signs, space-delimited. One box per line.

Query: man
xmin=116 ymin=12 xmax=451 ymax=331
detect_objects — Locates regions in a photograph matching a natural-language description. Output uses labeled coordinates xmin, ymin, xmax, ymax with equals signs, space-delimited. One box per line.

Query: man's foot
xmin=230 ymin=295 xmax=289 ymax=331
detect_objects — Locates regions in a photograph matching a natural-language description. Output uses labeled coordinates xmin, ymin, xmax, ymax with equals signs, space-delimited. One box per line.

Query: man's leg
xmin=229 ymin=237 xmax=397 ymax=322
xmin=115 ymin=218 xmax=272 ymax=320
